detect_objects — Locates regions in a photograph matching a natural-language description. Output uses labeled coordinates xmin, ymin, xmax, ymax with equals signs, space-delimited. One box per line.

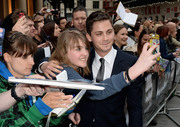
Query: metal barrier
xmin=143 ymin=61 xmax=180 ymax=127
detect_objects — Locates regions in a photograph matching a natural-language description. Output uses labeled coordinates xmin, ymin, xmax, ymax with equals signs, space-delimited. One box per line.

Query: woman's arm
xmin=63 ymin=43 xmax=160 ymax=100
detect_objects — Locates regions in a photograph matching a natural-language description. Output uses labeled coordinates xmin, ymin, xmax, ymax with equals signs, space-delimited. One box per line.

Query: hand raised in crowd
xmin=128 ymin=43 xmax=160 ymax=81
xmin=173 ymin=51 xmax=179 ymax=57
xmin=39 ymin=7 xmax=48 ymax=14
xmin=68 ymin=112 xmax=81 ymax=125
xmin=41 ymin=60 xmax=63 ymax=79
xmin=12 ymin=16 xmax=29 ymax=35
xmin=42 ymin=92 xmax=73 ymax=109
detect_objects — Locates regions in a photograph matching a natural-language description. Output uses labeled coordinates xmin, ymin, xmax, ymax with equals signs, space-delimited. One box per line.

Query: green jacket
xmin=0 ymin=75 xmax=65 ymax=127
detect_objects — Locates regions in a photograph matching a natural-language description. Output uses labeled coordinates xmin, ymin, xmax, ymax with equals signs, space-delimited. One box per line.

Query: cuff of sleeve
xmin=112 ymin=71 xmax=130 ymax=87
xmin=66 ymin=107 xmax=75 ymax=114
xmin=35 ymin=97 xmax=53 ymax=115
xmin=38 ymin=61 xmax=48 ymax=73
xmin=26 ymin=105 xmax=45 ymax=123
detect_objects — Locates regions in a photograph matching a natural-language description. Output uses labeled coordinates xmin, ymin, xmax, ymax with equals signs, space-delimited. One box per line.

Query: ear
xmin=86 ymin=33 xmax=92 ymax=42
xmin=3 ymin=53 xmax=12 ymax=63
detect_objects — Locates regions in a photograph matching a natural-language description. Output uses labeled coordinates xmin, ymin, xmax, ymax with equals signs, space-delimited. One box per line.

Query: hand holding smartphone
xmin=19 ymin=13 xmax=24 ymax=18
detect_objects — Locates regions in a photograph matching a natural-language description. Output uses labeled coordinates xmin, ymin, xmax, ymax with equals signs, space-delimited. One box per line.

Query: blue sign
xmin=0 ymin=27 xmax=5 ymax=56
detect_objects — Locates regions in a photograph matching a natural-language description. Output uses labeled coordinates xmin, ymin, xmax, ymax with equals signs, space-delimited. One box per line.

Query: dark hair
xmin=1 ymin=31 xmax=37 ymax=62
xmin=113 ymin=24 xmax=126 ymax=35
xmin=33 ymin=12 xmax=44 ymax=21
xmin=72 ymin=5 xmax=87 ymax=17
xmin=171 ymin=17 xmax=179 ymax=24
xmin=156 ymin=25 xmax=169 ymax=38
xmin=137 ymin=28 xmax=154 ymax=55
xmin=86 ymin=11 xmax=112 ymax=35
xmin=129 ymin=22 xmax=142 ymax=36
xmin=40 ymin=22 xmax=57 ymax=48
xmin=55 ymin=17 xmax=66 ymax=25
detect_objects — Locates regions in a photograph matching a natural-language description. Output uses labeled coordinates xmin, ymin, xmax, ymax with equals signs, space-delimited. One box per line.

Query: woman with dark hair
xmin=41 ymin=22 xmax=61 ymax=50
xmin=137 ymin=28 xmax=154 ymax=56
xmin=156 ymin=25 xmax=178 ymax=60
xmin=125 ymin=22 xmax=143 ymax=54
xmin=0 ymin=31 xmax=73 ymax=126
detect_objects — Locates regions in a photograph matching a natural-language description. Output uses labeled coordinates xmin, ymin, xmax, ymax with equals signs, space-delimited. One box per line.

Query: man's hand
xmin=41 ymin=60 xmax=63 ymax=79
xmin=68 ymin=112 xmax=81 ymax=125
xmin=39 ymin=7 xmax=48 ymax=14
xmin=126 ymin=43 xmax=160 ymax=82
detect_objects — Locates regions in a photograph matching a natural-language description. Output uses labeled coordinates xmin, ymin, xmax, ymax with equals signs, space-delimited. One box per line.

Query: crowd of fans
xmin=0 ymin=4 xmax=179 ymax=127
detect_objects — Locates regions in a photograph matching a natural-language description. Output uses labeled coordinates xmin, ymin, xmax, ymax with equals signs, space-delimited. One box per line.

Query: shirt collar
xmin=94 ymin=47 xmax=117 ymax=64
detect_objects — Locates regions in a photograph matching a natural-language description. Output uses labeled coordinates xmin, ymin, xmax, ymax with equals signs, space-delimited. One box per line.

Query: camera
xmin=46 ymin=9 xmax=50 ymax=13
xmin=51 ymin=10 xmax=58 ymax=15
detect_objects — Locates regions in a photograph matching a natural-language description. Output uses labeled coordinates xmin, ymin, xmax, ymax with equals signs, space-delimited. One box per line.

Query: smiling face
xmin=67 ymin=40 xmax=89 ymax=68
xmin=4 ymin=53 xmax=34 ymax=78
xmin=114 ymin=27 xmax=128 ymax=48
xmin=86 ymin=20 xmax=114 ymax=57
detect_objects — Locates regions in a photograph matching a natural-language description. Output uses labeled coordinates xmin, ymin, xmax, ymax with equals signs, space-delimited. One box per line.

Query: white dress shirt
xmin=92 ymin=47 xmax=117 ymax=82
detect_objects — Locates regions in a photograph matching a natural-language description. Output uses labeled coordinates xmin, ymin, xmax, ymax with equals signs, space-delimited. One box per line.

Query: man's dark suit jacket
xmin=76 ymin=45 xmax=144 ymax=127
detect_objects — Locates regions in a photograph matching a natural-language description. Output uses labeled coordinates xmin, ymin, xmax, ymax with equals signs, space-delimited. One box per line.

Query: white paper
xmin=56 ymin=70 xmax=68 ymax=81
xmin=116 ymin=2 xmax=138 ymax=27
xmin=44 ymin=46 xmax=51 ymax=57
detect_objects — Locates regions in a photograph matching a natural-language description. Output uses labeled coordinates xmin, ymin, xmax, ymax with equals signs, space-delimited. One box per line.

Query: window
xmin=93 ymin=1 xmax=99 ymax=9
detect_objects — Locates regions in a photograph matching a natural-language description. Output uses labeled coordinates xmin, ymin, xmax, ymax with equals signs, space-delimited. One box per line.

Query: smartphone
xmin=19 ymin=13 xmax=24 ymax=18
xmin=149 ymin=33 xmax=160 ymax=61
xmin=51 ymin=10 xmax=58 ymax=15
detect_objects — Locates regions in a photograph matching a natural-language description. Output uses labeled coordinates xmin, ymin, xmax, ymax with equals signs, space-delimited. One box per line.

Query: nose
xmin=78 ymin=19 xmax=82 ymax=24
xmin=103 ymin=34 xmax=108 ymax=41
xmin=29 ymin=57 xmax=35 ymax=65
xmin=32 ymin=25 xmax=35 ymax=30
xmin=125 ymin=35 xmax=128 ymax=39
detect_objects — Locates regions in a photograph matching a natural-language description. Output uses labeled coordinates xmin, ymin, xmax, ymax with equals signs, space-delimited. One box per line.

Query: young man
xmin=56 ymin=17 xmax=67 ymax=30
xmin=76 ymin=11 xmax=144 ymax=127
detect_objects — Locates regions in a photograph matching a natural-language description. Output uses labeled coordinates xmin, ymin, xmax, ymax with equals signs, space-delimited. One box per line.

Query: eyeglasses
xmin=34 ymin=19 xmax=44 ymax=24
